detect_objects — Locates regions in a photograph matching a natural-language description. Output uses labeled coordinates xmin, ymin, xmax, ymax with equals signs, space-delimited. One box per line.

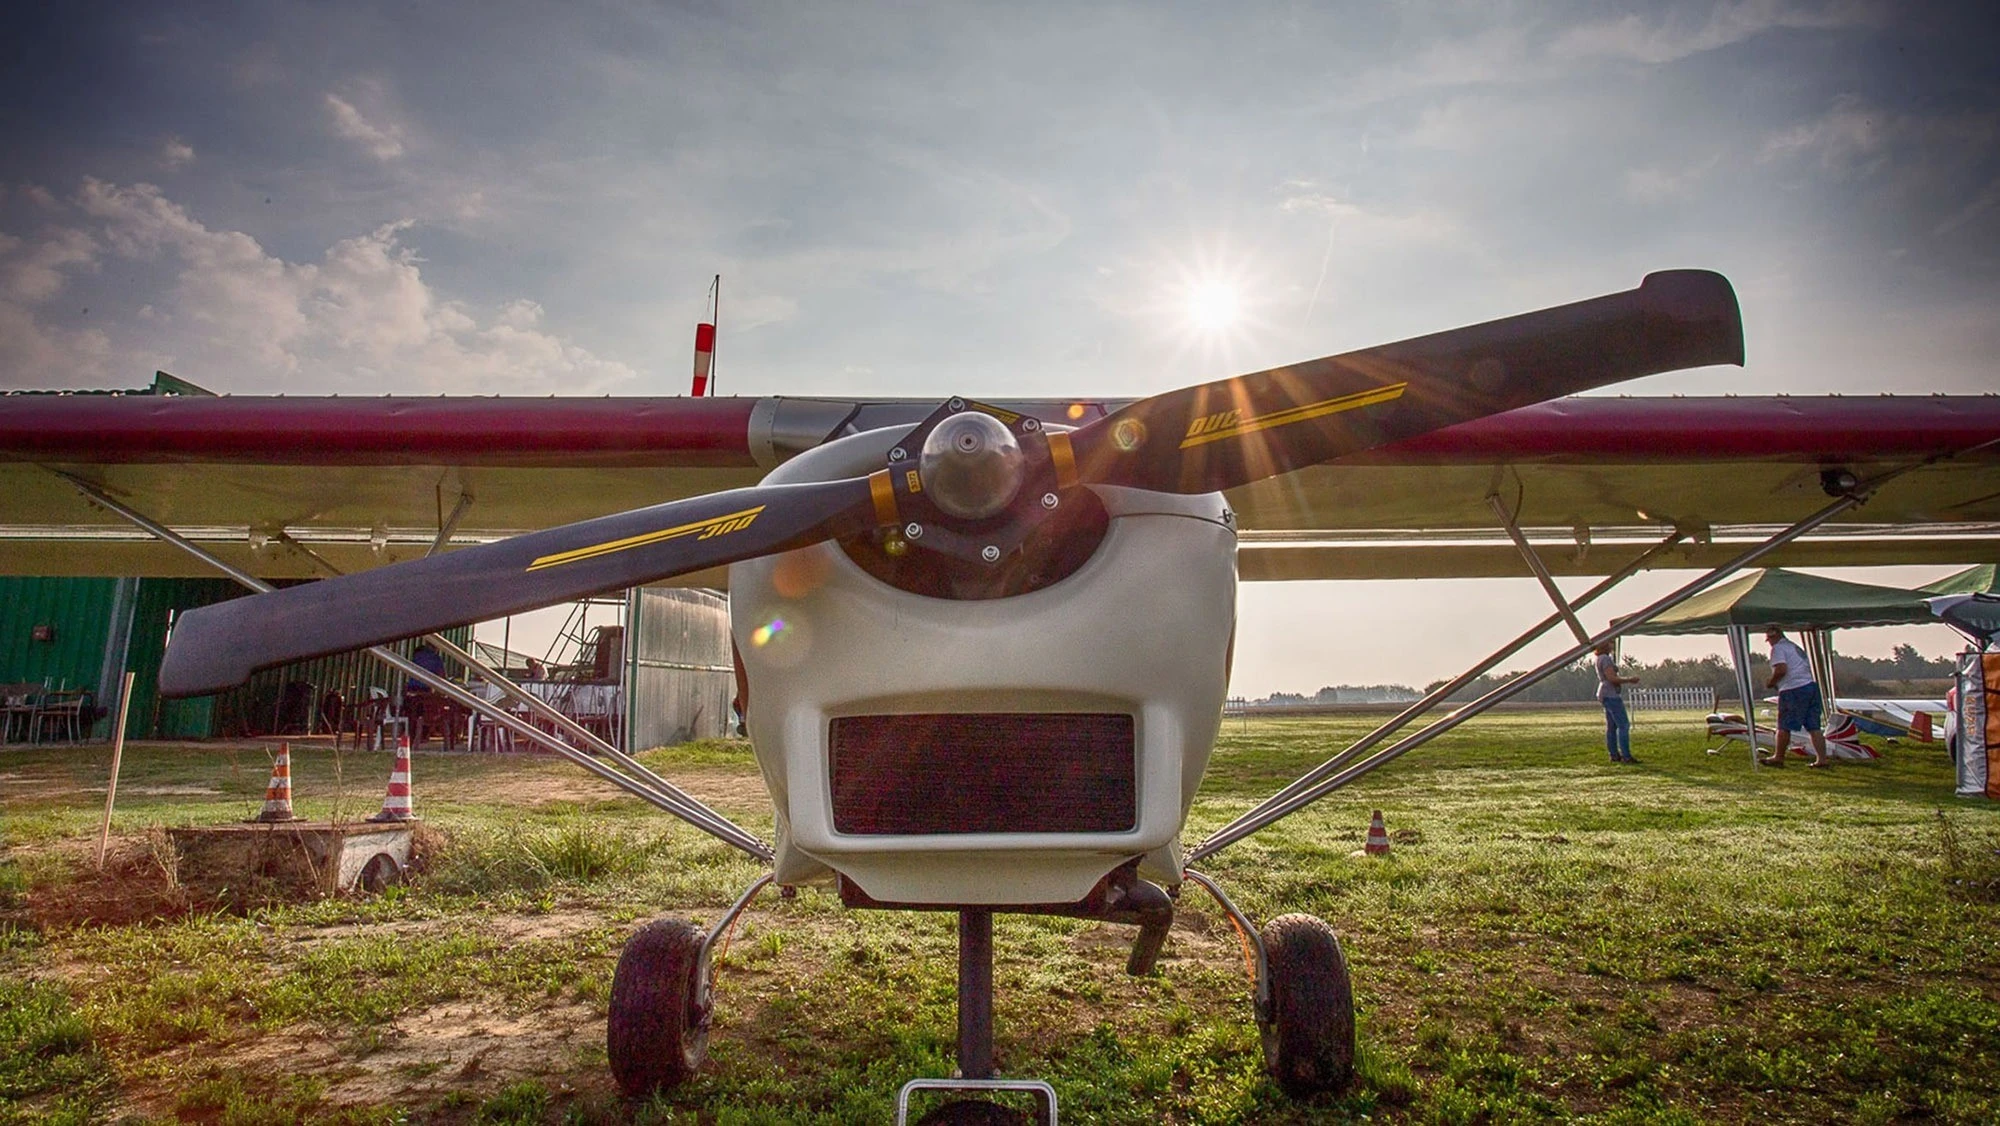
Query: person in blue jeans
xmin=1762 ymin=627 xmax=1829 ymax=767
xmin=1596 ymin=641 xmax=1641 ymax=763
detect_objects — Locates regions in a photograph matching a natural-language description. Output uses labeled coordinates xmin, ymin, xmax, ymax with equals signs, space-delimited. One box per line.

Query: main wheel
xmin=1259 ymin=913 xmax=1356 ymax=1096
xmin=608 ymin=918 xmax=710 ymax=1096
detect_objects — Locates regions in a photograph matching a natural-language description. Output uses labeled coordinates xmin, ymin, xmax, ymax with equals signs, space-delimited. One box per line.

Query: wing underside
xmin=1 ymin=394 xmax=1994 ymax=582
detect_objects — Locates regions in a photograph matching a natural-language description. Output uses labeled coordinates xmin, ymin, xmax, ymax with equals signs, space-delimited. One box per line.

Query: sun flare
xmin=1184 ymin=279 xmax=1243 ymax=335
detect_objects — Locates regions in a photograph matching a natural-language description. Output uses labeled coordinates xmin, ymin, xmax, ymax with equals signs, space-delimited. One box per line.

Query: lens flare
xmin=751 ymin=618 xmax=787 ymax=647
xmin=1113 ymin=418 xmax=1147 ymax=451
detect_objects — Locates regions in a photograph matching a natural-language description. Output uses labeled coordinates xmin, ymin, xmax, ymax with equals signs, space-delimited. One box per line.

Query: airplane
xmin=1834 ymin=697 xmax=1947 ymax=742
xmin=7 ymin=268 xmax=2000 ymax=1119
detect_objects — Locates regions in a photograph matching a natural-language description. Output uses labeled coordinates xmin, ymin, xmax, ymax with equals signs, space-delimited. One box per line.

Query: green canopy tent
xmin=1923 ymin=566 xmax=2000 ymax=647
xmin=1921 ymin=564 xmax=2000 ymax=597
xmin=1621 ymin=568 xmax=1937 ymax=763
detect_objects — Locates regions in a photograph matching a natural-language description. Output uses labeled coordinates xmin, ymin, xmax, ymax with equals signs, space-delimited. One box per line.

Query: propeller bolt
xmin=889 ymin=447 xmax=907 ymax=462
xmin=981 ymin=545 xmax=1001 ymax=563
xmin=1021 ymin=417 xmax=1041 ymax=432
xmin=905 ymin=522 xmax=924 ymax=539
xmin=948 ymin=397 xmax=965 ymax=411
xmin=1041 ymin=492 xmax=1058 ymax=509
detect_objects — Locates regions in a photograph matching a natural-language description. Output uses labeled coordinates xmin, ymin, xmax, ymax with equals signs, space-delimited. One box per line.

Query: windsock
xmin=252 ymin=742 xmax=299 ymax=822
xmin=691 ymin=322 xmax=715 ymax=396
xmin=367 ymin=735 xmax=416 ymax=823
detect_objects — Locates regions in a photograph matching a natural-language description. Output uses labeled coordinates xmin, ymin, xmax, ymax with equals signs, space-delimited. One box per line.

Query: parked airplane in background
xmin=5 ymin=269 xmax=1998 ymax=1117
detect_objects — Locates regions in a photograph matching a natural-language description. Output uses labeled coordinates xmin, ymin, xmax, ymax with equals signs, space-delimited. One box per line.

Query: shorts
xmin=1777 ymin=683 xmax=1822 ymax=732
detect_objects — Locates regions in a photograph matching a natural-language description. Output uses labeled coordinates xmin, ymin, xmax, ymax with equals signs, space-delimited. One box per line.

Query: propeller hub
xmin=919 ymin=410 xmax=1026 ymax=520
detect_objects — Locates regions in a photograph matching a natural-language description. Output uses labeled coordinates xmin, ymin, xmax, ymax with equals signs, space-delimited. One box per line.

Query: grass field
xmin=4 ymin=711 xmax=1999 ymax=1124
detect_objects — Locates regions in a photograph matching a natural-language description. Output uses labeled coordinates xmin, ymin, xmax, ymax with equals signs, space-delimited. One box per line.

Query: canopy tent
xmin=1622 ymin=569 xmax=1938 ymax=767
xmin=1928 ymin=593 xmax=2000 ymax=647
xmin=1622 ymin=567 xmax=1937 ymax=635
xmin=1922 ymin=564 xmax=2000 ymax=596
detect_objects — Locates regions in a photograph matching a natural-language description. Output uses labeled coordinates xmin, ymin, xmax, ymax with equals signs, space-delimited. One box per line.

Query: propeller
xmin=159 ymin=269 xmax=1741 ymax=696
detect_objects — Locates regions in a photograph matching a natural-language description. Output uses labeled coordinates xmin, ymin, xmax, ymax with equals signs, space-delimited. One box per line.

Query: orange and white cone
xmin=1364 ymin=810 xmax=1391 ymax=856
xmin=367 ymin=734 xmax=416 ymax=823
xmin=251 ymin=742 xmax=298 ymax=822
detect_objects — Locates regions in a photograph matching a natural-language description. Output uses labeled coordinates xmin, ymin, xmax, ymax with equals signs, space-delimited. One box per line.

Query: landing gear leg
xmin=958 ymin=908 xmax=995 ymax=1080
xmin=901 ymin=909 xmax=1056 ymax=1125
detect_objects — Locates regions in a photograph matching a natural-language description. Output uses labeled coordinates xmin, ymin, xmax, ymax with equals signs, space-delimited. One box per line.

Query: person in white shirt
xmin=1595 ymin=641 xmax=1641 ymax=763
xmin=1763 ymin=627 xmax=1828 ymax=767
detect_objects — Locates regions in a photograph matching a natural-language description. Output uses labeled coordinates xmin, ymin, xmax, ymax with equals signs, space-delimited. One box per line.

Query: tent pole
xmin=1727 ymin=625 xmax=1759 ymax=768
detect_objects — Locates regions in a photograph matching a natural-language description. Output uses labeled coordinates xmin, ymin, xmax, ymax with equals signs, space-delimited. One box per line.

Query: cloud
xmin=1343 ymin=26 xmax=1540 ymax=104
xmin=1624 ymin=156 xmax=1720 ymax=202
xmin=1278 ymin=189 xmax=1458 ymax=244
xmin=1761 ymin=94 xmax=1889 ymax=169
xmin=1553 ymin=0 xmax=1880 ymax=65
xmin=0 ymin=226 xmax=99 ymax=303
xmin=325 ymin=91 xmax=406 ymax=161
xmin=1 ymin=180 xmax=640 ymax=394
xmin=1760 ymin=94 xmax=1995 ymax=178
xmin=160 ymin=137 xmax=195 ymax=170
xmin=0 ymin=300 xmax=116 ymax=385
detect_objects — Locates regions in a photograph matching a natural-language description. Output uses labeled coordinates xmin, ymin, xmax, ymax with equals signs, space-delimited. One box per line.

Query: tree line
xmin=1251 ymin=645 xmax=1959 ymax=707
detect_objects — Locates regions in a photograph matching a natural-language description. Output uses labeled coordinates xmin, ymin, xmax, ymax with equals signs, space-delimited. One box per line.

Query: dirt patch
xmin=284 ymin=907 xmax=615 ymax=948
xmin=120 ymin=999 xmax=611 ymax=1118
xmin=21 ymin=832 xmax=192 ymax=929
xmin=445 ymin=761 xmax=772 ymax=817
xmin=0 ymin=768 xmax=91 ymax=800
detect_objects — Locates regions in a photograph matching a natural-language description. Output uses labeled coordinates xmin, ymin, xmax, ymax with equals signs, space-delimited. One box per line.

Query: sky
xmin=3 ymin=1 xmax=1995 ymax=694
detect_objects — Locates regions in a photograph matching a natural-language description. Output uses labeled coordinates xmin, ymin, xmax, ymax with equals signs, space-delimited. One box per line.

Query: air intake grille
xmin=829 ymin=713 xmax=1136 ymax=835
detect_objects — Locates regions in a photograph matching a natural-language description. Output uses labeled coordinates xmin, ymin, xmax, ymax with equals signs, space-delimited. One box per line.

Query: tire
xmin=356 ymin=852 xmax=403 ymax=893
xmin=913 ymin=1100 xmax=1031 ymax=1126
xmin=608 ymin=918 xmax=710 ymax=1096
xmin=1259 ymin=913 xmax=1355 ymax=1097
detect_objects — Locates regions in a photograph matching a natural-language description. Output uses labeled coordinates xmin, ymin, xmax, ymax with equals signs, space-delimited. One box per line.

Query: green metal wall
xmin=0 ymin=575 xmax=118 ymax=701
xmin=123 ymin=577 xmax=243 ymax=739
xmin=0 ymin=575 xmax=473 ymax=741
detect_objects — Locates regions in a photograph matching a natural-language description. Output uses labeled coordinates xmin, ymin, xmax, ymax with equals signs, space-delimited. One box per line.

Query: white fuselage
xmin=730 ymin=426 xmax=1237 ymax=905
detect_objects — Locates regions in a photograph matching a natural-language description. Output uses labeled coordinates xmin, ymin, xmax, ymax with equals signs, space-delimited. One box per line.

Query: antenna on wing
xmin=691 ymin=274 xmax=720 ymax=396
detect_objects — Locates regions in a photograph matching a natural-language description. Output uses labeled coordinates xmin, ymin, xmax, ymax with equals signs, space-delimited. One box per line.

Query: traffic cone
xmin=1364 ymin=810 xmax=1391 ymax=856
xmin=367 ymin=734 xmax=416 ymax=822
xmin=251 ymin=742 xmax=298 ymax=822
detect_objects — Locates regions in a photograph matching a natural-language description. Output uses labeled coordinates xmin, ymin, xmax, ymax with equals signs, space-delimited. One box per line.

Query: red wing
xmin=1229 ymin=396 xmax=2000 ymax=579
xmin=1 ymin=393 xmax=1994 ymax=581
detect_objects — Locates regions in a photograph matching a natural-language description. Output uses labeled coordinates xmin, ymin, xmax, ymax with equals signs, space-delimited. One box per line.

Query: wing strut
xmin=50 ymin=470 xmax=774 ymax=865
xmin=1187 ymin=484 xmax=1875 ymax=865
xmin=1489 ymin=493 xmax=1593 ymax=645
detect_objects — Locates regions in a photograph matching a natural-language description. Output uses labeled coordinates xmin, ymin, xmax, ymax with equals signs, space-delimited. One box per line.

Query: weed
xmin=479 ymin=1079 xmax=551 ymax=1124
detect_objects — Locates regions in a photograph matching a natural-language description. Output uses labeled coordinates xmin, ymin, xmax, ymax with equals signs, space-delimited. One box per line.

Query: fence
xmin=1628 ymin=686 xmax=1716 ymax=712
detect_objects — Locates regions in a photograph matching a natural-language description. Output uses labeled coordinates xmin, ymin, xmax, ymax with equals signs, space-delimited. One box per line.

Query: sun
xmin=1184 ymin=278 xmax=1243 ymax=336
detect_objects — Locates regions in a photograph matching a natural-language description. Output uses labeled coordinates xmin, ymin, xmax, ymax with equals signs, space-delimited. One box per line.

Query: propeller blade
xmin=159 ymin=476 xmax=880 ymax=696
xmin=1066 ymin=269 xmax=1743 ymax=494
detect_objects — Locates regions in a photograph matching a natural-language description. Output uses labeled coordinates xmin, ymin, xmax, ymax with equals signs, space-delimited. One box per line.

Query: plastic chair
xmin=0 ymin=684 xmax=40 ymax=744
xmin=31 ymin=689 xmax=91 ymax=744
